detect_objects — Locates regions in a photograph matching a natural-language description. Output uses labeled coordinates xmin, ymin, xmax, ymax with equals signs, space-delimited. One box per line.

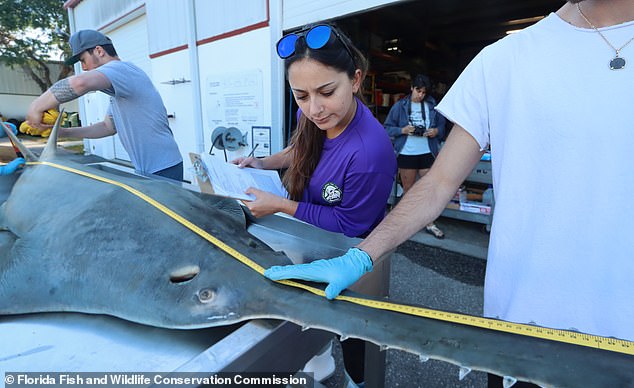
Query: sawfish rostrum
xmin=0 ymin=118 xmax=632 ymax=387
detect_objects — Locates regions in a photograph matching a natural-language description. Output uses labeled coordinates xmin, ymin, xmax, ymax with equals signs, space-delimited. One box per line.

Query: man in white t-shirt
xmin=264 ymin=0 xmax=634 ymax=385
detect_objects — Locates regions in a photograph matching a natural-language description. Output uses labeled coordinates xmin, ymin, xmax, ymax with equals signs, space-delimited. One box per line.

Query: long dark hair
xmin=282 ymin=25 xmax=369 ymax=200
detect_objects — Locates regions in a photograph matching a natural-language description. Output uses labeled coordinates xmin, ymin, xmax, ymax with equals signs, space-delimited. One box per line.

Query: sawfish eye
xmin=197 ymin=288 xmax=215 ymax=303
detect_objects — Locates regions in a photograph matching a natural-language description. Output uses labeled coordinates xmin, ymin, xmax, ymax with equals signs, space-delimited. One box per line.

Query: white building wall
xmin=152 ymin=49 xmax=198 ymax=174
xmin=0 ymin=95 xmax=38 ymax=121
xmin=282 ymin=0 xmax=403 ymax=29
xmin=144 ymin=0 xmax=271 ymax=180
xmin=146 ymin=0 xmax=188 ymax=55
xmin=196 ymin=27 xmax=273 ymax=163
xmin=70 ymin=0 xmax=144 ymax=31
xmin=194 ymin=0 xmax=268 ymax=38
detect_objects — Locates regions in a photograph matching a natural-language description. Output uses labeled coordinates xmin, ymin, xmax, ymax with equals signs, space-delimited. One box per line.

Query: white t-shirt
xmin=401 ymin=101 xmax=431 ymax=155
xmin=436 ymin=13 xmax=634 ymax=340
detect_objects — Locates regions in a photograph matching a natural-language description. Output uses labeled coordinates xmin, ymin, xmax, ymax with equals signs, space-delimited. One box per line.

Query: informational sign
xmin=206 ymin=70 xmax=265 ymax=153
xmin=250 ymin=126 xmax=271 ymax=157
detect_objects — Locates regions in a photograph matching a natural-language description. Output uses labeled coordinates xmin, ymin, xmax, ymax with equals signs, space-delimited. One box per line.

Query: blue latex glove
xmin=2 ymin=122 xmax=18 ymax=136
xmin=0 ymin=157 xmax=26 ymax=176
xmin=264 ymin=247 xmax=373 ymax=300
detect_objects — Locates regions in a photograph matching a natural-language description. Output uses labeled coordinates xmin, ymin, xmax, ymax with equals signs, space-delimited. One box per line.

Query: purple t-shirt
xmin=294 ymin=100 xmax=397 ymax=238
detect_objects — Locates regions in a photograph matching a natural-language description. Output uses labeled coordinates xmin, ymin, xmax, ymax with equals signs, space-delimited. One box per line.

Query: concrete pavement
xmin=409 ymin=216 xmax=489 ymax=260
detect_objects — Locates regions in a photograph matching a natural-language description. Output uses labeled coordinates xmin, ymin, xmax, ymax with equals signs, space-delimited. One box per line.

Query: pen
xmin=247 ymin=144 xmax=259 ymax=158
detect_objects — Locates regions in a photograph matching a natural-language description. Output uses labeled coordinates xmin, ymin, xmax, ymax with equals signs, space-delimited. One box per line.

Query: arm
xmin=27 ymin=71 xmax=111 ymax=128
xmin=264 ymin=125 xmax=484 ymax=299
xmin=58 ymin=115 xmax=116 ymax=139
xmin=358 ymin=125 xmax=483 ymax=261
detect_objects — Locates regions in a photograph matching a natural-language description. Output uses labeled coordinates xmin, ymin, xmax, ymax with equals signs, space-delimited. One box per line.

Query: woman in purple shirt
xmin=234 ymin=24 xmax=396 ymax=385
xmin=234 ymin=25 xmax=396 ymax=238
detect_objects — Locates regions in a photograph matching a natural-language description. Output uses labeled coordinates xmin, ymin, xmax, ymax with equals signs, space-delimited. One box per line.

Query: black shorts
xmin=397 ymin=153 xmax=435 ymax=169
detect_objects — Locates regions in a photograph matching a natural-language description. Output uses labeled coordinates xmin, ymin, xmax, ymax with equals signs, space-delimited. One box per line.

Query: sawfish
xmin=0 ymin=118 xmax=632 ymax=387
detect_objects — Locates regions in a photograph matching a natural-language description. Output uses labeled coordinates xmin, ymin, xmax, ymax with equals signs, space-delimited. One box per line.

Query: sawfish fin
xmin=40 ymin=108 xmax=65 ymax=160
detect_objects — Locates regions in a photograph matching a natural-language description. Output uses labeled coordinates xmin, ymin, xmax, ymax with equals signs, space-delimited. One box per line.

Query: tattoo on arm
xmin=50 ymin=79 xmax=80 ymax=103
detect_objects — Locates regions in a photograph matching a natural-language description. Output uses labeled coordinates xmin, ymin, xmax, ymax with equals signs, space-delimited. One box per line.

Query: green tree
xmin=0 ymin=0 xmax=72 ymax=92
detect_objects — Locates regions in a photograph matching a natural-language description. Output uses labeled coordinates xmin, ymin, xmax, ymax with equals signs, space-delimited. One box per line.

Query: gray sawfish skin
xmin=0 ymin=120 xmax=632 ymax=387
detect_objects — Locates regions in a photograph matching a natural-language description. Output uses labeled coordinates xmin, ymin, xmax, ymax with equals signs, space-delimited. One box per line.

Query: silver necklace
xmin=577 ymin=3 xmax=634 ymax=70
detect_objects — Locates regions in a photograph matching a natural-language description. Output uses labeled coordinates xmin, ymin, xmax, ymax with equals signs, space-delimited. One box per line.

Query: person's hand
xmin=26 ymin=109 xmax=57 ymax=131
xmin=402 ymin=125 xmax=415 ymax=135
xmin=0 ymin=157 xmax=26 ymax=176
xmin=264 ymin=248 xmax=373 ymax=299
xmin=241 ymin=188 xmax=284 ymax=217
xmin=230 ymin=156 xmax=264 ymax=169
xmin=424 ymin=127 xmax=438 ymax=138
xmin=25 ymin=112 xmax=44 ymax=129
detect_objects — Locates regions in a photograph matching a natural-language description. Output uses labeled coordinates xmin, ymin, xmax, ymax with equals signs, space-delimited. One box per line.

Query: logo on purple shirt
xmin=322 ymin=182 xmax=342 ymax=203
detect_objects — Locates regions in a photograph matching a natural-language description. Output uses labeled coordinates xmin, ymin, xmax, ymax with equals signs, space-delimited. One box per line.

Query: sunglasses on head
xmin=276 ymin=24 xmax=354 ymax=61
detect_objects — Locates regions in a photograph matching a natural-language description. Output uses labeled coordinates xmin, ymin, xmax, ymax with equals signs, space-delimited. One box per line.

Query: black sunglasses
xmin=276 ymin=24 xmax=355 ymax=62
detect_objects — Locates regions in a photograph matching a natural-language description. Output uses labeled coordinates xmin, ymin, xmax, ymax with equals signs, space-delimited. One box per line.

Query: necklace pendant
xmin=610 ymin=56 xmax=626 ymax=70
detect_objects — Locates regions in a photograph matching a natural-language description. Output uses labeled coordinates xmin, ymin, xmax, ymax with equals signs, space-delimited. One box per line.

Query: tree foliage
xmin=0 ymin=0 xmax=72 ymax=92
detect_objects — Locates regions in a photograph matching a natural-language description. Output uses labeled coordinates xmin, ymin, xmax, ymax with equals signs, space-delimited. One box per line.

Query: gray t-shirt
xmin=96 ymin=61 xmax=182 ymax=174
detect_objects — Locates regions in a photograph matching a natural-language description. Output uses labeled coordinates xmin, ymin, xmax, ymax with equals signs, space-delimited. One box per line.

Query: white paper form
xmin=200 ymin=154 xmax=288 ymax=201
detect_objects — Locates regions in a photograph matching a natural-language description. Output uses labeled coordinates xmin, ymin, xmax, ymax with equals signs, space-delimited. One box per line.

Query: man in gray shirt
xmin=27 ymin=30 xmax=183 ymax=181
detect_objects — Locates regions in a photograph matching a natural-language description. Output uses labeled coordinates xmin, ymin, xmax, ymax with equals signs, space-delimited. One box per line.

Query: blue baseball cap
xmin=65 ymin=30 xmax=113 ymax=66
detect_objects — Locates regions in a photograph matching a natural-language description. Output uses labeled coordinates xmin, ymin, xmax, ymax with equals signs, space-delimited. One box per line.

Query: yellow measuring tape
xmin=21 ymin=161 xmax=634 ymax=356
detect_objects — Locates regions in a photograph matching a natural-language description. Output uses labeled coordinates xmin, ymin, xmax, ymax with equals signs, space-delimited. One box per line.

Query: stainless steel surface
xmin=247 ymin=212 xmax=358 ymax=263
xmin=0 ymin=313 xmax=237 ymax=372
xmin=174 ymin=320 xmax=333 ymax=373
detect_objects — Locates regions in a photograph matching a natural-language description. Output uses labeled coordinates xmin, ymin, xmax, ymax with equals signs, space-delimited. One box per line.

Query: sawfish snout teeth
xmin=502 ymin=376 xmax=518 ymax=388
xmin=169 ymin=265 xmax=200 ymax=284
xmin=197 ymin=288 xmax=216 ymax=303
xmin=458 ymin=366 xmax=472 ymax=381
